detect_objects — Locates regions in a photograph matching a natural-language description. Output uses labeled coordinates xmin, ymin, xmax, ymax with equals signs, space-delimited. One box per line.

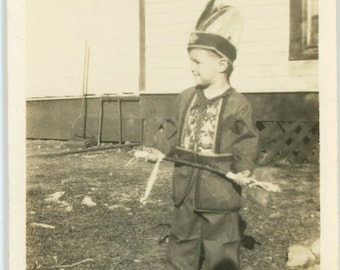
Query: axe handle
xmin=163 ymin=156 xmax=280 ymax=193
xmin=163 ymin=157 xmax=228 ymax=178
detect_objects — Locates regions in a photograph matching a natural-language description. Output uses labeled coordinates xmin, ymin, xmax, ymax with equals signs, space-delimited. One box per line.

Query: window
xmin=289 ymin=0 xmax=319 ymax=60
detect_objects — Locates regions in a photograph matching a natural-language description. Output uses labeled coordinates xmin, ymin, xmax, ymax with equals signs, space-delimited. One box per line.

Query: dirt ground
xmin=26 ymin=140 xmax=320 ymax=270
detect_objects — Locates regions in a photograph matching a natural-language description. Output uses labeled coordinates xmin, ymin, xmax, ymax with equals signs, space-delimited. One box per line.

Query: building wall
xmin=26 ymin=91 xmax=319 ymax=164
xmin=26 ymin=0 xmax=318 ymax=97
xmin=26 ymin=92 xmax=319 ymax=142
xmin=144 ymin=0 xmax=206 ymax=92
xmin=26 ymin=0 xmax=140 ymax=98
xmin=25 ymin=1 xmax=320 ymax=164
xmin=145 ymin=0 xmax=318 ymax=93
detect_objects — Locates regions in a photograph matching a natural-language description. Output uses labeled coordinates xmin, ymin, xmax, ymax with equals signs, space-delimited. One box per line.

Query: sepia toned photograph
xmin=7 ymin=0 xmax=338 ymax=269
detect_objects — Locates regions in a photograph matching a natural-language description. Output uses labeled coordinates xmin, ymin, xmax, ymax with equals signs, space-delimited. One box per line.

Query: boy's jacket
xmin=154 ymin=86 xmax=259 ymax=212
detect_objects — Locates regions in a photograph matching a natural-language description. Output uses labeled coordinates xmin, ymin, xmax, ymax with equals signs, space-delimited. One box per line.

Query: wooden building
xmin=26 ymin=0 xmax=319 ymax=164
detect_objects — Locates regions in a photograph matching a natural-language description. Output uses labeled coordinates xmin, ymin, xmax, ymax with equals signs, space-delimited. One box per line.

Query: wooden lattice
xmin=256 ymin=121 xmax=319 ymax=165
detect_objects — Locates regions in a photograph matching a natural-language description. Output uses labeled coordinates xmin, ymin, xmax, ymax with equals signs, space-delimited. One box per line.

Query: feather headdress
xmin=188 ymin=0 xmax=243 ymax=62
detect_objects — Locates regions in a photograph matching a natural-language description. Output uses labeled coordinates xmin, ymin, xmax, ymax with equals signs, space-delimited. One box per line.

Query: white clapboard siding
xmin=231 ymin=75 xmax=318 ymax=92
xmin=236 ymin=62 xmax=318 ymax=78
xmin=145 ymin=0 xmax=318 ymax=93
xmin=238 ymin=41 xmax=289 ymax=55
xmin=224 ymin=0 xmax=287 ymax=6
xmin=241 ymin=28 xmax=288 ymax=42
xmin=26 ymin=0 xmax=140 ymax=98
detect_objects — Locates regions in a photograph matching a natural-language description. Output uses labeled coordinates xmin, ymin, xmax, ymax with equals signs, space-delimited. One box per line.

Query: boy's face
xmin=189 ymin=49 xmax=222 ymax=87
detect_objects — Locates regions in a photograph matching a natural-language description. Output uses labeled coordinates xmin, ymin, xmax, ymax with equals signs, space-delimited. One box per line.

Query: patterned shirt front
xmin=181 ymin=93 xmax=223 ymax=153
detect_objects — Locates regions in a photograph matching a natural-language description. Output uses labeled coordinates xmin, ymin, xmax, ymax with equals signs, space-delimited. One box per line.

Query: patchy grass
xmin=26 ymin=140 xmax=319 ymax=270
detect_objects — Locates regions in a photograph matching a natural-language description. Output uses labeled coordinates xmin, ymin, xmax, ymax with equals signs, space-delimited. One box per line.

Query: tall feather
xmin=195 ymin=0 xmax=216 ymax=30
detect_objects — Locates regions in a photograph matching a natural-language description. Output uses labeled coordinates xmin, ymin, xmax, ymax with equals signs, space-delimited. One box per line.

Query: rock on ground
xmin=44 ymin=191 xmax=65 ymax=203
xmin=81 ymin=196 xmax=97 ymax=207
xmin=286 ymin=245 xmax=316 ymax=267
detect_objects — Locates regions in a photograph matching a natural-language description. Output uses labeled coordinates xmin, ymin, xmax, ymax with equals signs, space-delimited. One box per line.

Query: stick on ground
xmin=54 ymin=258 xmax=94 ymax=268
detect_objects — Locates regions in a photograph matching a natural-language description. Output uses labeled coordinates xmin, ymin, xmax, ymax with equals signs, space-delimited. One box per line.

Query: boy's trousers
xmin=166 ymin=183 xmax=241 ymax=270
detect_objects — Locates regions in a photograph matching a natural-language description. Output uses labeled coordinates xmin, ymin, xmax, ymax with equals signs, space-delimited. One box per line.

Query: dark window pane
xmin=289 ymin=0 xmax=318 ymax=61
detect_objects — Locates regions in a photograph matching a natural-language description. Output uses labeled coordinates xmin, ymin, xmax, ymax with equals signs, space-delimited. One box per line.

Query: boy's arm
xmin=150 ymin=94 xmax=181 ymax=157
xmin=152 ymin=118 xmax=178 ymax=156
xmin=230 ymin=103 xmax=259 ymax=174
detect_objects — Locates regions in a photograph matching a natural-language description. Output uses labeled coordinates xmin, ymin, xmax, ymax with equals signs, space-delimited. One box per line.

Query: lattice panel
xmin=256 ymin=121 xmax=319 ymax=165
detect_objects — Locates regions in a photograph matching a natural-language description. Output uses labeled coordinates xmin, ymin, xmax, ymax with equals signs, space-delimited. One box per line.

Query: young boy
xmin=152 ymin=2 xmax=259 ymax=269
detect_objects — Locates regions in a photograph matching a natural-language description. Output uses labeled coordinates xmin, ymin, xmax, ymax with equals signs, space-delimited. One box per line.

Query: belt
xmin=175 ymin=146 xmax=234 ymax=163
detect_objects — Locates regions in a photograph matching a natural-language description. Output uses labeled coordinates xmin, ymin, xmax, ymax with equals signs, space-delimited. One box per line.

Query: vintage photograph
xmin=7 ymin=0 xmax=337 ymax=269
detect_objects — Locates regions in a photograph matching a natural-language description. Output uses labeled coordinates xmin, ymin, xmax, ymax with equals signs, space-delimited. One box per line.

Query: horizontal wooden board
xmin=146 ymin=0 xmax=204 ymax=16
xmin=146 ymin=1 xmax=289 ymax=18
xmin=243 ymin=16 xmax=289 ymax=30
xmin=246 ymin=93 xmax=319 ymax=121
xmin=241 ymin=27 xmax=289 ymax=43
xmin=237 ymin=4 xmax=289 ymax=19
xmin=224 ymin=0 xmax=288 ymax=7
xmin=235 ymin=62 xmax=318 ymax=78
xmin=231 ymin=74 xmax=318 ymax=92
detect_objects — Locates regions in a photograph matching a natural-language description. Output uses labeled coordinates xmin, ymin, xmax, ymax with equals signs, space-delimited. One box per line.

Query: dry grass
xmin=26 ymin=140 xmax=319 ymax=270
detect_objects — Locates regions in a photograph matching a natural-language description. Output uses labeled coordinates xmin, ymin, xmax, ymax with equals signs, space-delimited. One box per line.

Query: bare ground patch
xmin=26 ymin=140 xmax=319 ymax=270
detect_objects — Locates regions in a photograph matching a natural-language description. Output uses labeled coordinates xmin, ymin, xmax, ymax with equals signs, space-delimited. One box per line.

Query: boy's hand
xmin=226 ymin=170 xmax=253 ymax=186
xmin=125 ymin=148 xmax=165 ymax=167
xmin=143 ymin=148 xmax=166 ymax=162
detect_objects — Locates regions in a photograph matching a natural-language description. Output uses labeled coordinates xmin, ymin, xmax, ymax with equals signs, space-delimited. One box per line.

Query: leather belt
xmin=175 ymin=146 xmax=234 ymax=164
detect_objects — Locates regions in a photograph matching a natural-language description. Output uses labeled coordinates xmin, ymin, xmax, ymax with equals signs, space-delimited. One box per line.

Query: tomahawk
xmin=127 ymin=150 xmax=281 ymax=204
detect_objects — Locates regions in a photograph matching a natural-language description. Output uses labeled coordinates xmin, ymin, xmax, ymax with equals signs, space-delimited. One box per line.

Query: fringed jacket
xmin=154 ymin=86 xmax=259 ymax=212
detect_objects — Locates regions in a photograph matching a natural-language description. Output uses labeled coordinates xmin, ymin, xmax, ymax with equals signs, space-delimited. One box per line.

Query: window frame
xmin=289 ymin=0 xmax=318 ymax=61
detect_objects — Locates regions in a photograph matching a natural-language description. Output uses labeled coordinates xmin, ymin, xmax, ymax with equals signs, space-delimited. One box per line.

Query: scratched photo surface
xmin=25 ymin=0 xmax=322 ymax=269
